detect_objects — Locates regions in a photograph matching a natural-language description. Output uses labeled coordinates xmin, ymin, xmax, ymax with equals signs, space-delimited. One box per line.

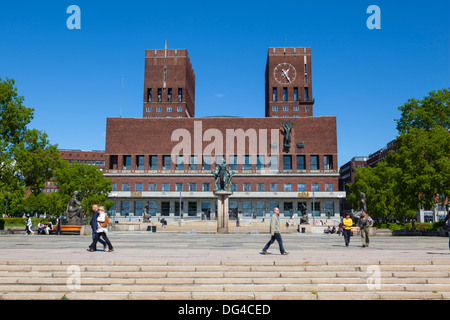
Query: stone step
xmin=0 ymin=260 xmax=449 ymax=300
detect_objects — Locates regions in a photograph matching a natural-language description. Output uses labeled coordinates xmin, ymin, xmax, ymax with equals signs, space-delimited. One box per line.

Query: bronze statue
xmin=212 ymin=160 xmax=234 ymax=191
xmin=282 ymin=121 xmax=293 ymax=152
xmin=299 ymin=203 xmax=309 ymax=224
xmin=143 ymin=204 xmax=151 ymax=222
xmin=66 ymin=191 xmax=85 ymax=225
xmin=352 ymin=192 xmax=367 ymax=222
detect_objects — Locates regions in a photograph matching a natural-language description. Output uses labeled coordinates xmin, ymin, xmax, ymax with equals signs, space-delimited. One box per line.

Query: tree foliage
xmin=0 ymin=78 xmax=61 ymax=212
xmin=348 ymin=88 xmax=450 ymax=220
xmin=54 ymin=161 xmax=113 ymax=217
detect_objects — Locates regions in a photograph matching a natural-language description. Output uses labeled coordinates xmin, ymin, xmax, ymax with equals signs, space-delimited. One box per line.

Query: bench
xmin=49 ymin=225 xmax=83 ymax=235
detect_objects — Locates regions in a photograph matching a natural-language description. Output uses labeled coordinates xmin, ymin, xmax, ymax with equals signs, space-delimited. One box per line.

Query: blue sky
xmin=0 ymin=0 xmax=448 ymax=167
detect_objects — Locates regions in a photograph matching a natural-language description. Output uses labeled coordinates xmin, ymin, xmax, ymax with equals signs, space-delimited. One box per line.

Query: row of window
xmin=147 ymin=88 xmax=183 ymax=102
xmin=112 ymin=182 xmax=334 ymax=192
xmin=114 ymin=200 xmax=334 ymax=217
xmin=145 ymin=106 xmax=183 ymax=112
xmin=272 ymin=106 xmax=308 ymax=112
xmin=114 ymin=154 xmax=333 ymax=171
xmin=272 ymin=87 xmax=309 ymax=102
xmin=67 ymin=160 xmax=105 ymax=165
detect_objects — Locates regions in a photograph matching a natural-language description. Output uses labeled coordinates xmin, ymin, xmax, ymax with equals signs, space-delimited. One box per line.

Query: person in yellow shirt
xmin=342 ymin=212 xmax=353 ymax=247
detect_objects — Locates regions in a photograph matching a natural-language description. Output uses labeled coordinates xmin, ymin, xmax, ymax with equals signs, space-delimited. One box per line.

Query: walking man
xmin=261 ymin=207 xmax=289 ymax=255
xmin=90 ymin=205 xmax=107 ymax=250
xmin=26 ymin=215 xmax=34 ymax=235
xmin=87 ymin=206 xmax=114 ymax=252
xmin=55 ymin=215 xmax=62 ymax=235
xmin=358 ymin=211 xmax=373 ymax=247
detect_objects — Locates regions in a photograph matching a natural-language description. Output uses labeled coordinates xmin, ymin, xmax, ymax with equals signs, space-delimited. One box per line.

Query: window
xmin=178 ymin=88 xmax=183 ymax=102
xmin=325 ymin=201 xmax=334 ymax=216
xmin=156 ymin=107 xmax=162 ymax=112
xmin=148 ymin=183 xmax=156 ymax=191
xmin=122 ymin=183 xmax=130 ymax=191
xmin=311 ymin=183 xmax=319 ymax=191
xmin=146 ymin=107 xmax=151 ymax=112
xmin=257 ymin=183 xmax=265 ymax=191
xmin=325 ymin=183 xmax=334 ymax=192
xmin=176 ymin=155 xmax=184 ymax=170
xmin=202 ymin=183 xmax=210 ymax=191
xmin=297 ymin=155 xmax=305 ymax=170
xmin=242 ymin=201 xmax=252 ymax=217
xmin=229 ymin=155 xmax=238 ymax=170
xmin=324 ymin=155 xmax=333 ymax=170
xmin=304 ymin=88 xmax=309 ymax=100
xmin=304 ymin=74 xmax=308 ymax=83
xmin=163 ymin=155 xmax=171 ymax=170
xmin=284 ymin=183 xmax=292 ymax=191
xmin=293 ymin=106 xmax=299 ymax=111
xmin=167 ymin=107 xmax=172 ymax=112
xmin=298 ymin=183 xmax=306 ymax=191
xmin=294 ymin=87 xmax=298 ymax=101
xmin=283 ymin=87 xmax=287 ymax=101
xmin=256 ymin=155 xmax=265 ymax=170
xmin=162 ymin=183 xmax=170 ymax=191
xmin=230 ymin=183 xmax=237 ymax=192
xmin=215 ymin=155 xmax=224 ymax=165
xmin=202 ymin=155 xmax=211 ymax=170
xmin=273 ymin=88 xmax=277 ymax=101
xmin=149 ymin=155 xmax=158 ymax=170
xmin=283 ymin=106 xmax=288 ymax=111
xmin=176 ymin=183 xmax=183 ymax=191
xmin=189 ymin=183 xmax=197 ymax=191
xmin=243 ymin=155 xmax=251 ymax=170
xmin=112 ymin=183 xmax=117 ymax=191
xmin=310 ymin=155 xmax=319 ymax=170
xmin=147 ymin=88 xmax=152 ymax=102
xmin=283 ymin=155 xmax=292 ymax=170
xmin=243 ymin=183 xmax=251 ymax=192
xmin=121 ymin=201 xmax=129 ymax=216
xmin=269 ymin=155 xmax=278 ymax=171
xmin=135 ymin=183 xmax=143 ymax=191
xmin=123 ymin=155 xmax=131 ymax=170
xmin=256 ymin=201 xmax=265 ymax=216
xmin=177 ymin=106 xmax=182 ymax=112
xmin=168 ymin=88 xmax=172 ymax=102
xmin=147 ymin=201 xmax=157 ymax=216
xmin=136 ymin=155 xmax=145 ymax=170
xmin=158 ymin=88 xmax=162 ymax=102
xmin=135 ymin=201 xmax=143 ymax=216
xmin=189 ymin=155 xmax=197 ymax=170
xmin=272 ymin=106 xmax=278 ymax=111
xmin=270 ymin=183 xmax=278 ymax=192
xmin=304 ymin=63 xmax=307 ymax=72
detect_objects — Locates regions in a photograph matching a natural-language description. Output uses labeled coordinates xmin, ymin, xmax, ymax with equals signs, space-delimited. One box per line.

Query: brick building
xmin=104 ymin=46 xmax=345 ymax=221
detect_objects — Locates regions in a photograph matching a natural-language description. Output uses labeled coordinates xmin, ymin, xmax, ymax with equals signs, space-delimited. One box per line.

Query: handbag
xmin=98 ymin=214 xmax=109 ymax=228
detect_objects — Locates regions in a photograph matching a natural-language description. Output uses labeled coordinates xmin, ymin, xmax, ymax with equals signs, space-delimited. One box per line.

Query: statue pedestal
xmin=214 ymin=190 xmax=233 ymax=234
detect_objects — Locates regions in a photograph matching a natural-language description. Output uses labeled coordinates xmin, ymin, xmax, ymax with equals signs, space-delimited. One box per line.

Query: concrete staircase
xmin=0 ymin=259 xmax=449 ymax=300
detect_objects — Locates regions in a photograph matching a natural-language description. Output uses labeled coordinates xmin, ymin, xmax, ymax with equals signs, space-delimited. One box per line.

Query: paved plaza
xmin=1 ymin=231 xmax=449 ymax=262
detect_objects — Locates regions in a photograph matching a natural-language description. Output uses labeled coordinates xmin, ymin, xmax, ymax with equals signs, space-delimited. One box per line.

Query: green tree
xmin=0 ymin=78 xmax=61 ymax=215
xmin=54 ymin=161 xmax=112 ymax=218
xmin=389 ymin=126 xmax=450 ymax=212
xmin=395 ymin=88 xmax=450 ymax=133
xmin=348 ymin=88 xmax=449 ymax=220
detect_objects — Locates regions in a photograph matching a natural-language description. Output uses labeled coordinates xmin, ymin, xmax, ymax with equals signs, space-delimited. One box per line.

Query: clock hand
xmin=282 ymin=69 xmax=291 ymax=83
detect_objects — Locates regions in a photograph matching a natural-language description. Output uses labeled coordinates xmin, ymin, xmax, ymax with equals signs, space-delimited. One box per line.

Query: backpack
xmin=99 ymin=213 xmax=109 ymax=228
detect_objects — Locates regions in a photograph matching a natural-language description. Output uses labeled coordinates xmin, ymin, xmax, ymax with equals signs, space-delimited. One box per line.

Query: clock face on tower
xmin=273 ymin=63 xmax=296 ymax=84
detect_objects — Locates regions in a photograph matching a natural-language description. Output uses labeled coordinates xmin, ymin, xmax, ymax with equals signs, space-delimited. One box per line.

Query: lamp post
xmin=312 ymin=184 xmax=315 ymax=226
xmin=179 ymin=189 xmax=182 ymax=227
